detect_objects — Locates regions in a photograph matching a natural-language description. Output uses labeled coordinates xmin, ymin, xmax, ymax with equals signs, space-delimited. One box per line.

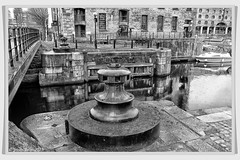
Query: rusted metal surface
xmin=90 ymin=63 xmax=138 ymax=122
xmin=68 ymin=100 xmax=161 ymax=151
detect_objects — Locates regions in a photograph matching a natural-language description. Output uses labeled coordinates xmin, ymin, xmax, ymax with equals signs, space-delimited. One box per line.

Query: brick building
xmin=53 ymin=8 xmax=195 ymax=40
xmin=194 ymin=8 xmax=232 ymax=36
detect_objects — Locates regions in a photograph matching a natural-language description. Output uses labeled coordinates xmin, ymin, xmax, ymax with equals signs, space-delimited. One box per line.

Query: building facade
xmin=51 ymin=8 xmax=63 ymax=36
xmin=55 ymin=8 xmax=195 ymax=40
xmin=52 ymin=7 xmax=232 ymax=40
xmin=195 ymin=8 xmax=232 ymax=36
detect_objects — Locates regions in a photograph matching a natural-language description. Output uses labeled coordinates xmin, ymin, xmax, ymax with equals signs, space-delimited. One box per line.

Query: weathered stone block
xmin=70 ymin=60 xmax=83 ymax=66
xmin=73 ymin=70 xmax=84 ymax=78
xmin=72 ymin=65 xmax=83 ymax=71
xmin=43 ymin=67 xmax=63 ymax=74
xmin=42 ymin=52 xmax=71 ymax=67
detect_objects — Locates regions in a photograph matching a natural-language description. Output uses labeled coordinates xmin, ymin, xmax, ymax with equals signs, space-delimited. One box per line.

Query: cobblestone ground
xmin=208 ymin=120 xmax=232 ymax=152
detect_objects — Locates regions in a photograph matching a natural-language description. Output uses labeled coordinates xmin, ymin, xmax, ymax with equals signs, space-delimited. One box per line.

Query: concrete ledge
xmin=19 ymin=100 xmax=222 ymax=152
xmin=9 ymin=121 xmax=46 ymax=152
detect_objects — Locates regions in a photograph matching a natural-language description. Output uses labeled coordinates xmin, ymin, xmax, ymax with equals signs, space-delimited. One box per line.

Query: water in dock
xmin=9 ymin=63 xmax=231 ymax=127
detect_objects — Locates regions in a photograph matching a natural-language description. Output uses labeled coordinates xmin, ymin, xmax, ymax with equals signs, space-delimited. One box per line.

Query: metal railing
xmin=8 ymin=27 xmax=40 ymax=67
xmin=91 ymin=31 xmax=188 ymax=41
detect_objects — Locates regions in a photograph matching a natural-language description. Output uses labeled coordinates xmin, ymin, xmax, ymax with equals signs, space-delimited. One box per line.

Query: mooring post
xmin=83 ymin=50 xmax=88 ymax=82
xmin=90 ymin=35 xmax=92 ymax=44
xmin=131 ymin=40 xmax=133 ymax=48
xmin=53 ymin=33 xmax=56 ymax=42
xmin=113 ymin=39 xmax=116 ymax=49
xmin=75 ymin=40 xmax=78 ymax=49
xmin=54 ymin=39 xmax=57 ymax=48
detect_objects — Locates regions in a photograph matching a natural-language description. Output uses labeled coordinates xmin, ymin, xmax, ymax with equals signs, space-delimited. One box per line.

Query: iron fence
xmin=90 ymin=31 xmax=187 ymax=42
xmin=8 ymin=27 xmax=40 ymax=67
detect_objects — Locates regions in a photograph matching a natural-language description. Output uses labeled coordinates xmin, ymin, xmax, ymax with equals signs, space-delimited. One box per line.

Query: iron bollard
xmin=113 ymin=39 xmax=116 ymax=49
xmin=75 ymin=40 xmax=78 ymax=49
xmin=156 ymin=42 xmax=160 ymax=49
xmin=131 ymin=40 xmax=133 ymax=48
xmin=90 ymin=35 xmax=92 ymax=44
xmin=54 ymin=39 xmax=57 ymax=48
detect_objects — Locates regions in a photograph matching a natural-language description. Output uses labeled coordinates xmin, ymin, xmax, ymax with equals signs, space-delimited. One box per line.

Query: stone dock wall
xmin=39 ymin=48 xmax=171 ymax=86
xmin=39 ymin=51 xmax=85 ymax=86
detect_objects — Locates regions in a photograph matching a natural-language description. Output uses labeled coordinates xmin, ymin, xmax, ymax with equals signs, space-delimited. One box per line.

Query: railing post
xmin=113 ymin=39 xmax=116 ymax=49
xmin=53 ymin=32 xmax=56 ymax=41
xmin=72 ymin=34 xmax=75 ymax=43
xmin=8 ymin=27 xmax=14 ymax=67
xmin=55 ymin=39 xmax=58 ymax=48
xmin=131 ymin=40 xmax=133 ymax=48
xmin=17 ymin=27 xmax=23 ymax=57
xmin=75 ymin=40 xmax=78 ymax=49
xmin=23 ymin=27 xmax=27 ymax=51
xmin=21 ymin=27 xmax=25 ymax=54
xmin=27 ymin=27 xmax=30 ymax=49
xmin=90 ymin=35 xmax=92 ymax=44
xmin=12 ymin=27 xmax=19 ymax=61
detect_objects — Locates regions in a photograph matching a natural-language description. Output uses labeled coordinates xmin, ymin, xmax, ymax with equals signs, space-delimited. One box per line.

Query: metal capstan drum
xmin=90 ymin=63 xmax=139 ymax=122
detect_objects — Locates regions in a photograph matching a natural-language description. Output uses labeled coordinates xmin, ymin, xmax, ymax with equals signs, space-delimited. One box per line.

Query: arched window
xmin=205 ymin=15 xmax=209 ymax=19
xmin=216 ymin=22 xmax=227 ymax=34
xmin=171 ymin=16 xmax=178 ymax=31
xmin=157 ymin=15 xmax=164 ymax=32
xmin=141 ymin=15 xmax=148 ymax=31
xmin=202 ymin=26 xmax=208 ymax=34
xmin=198 ymin=14 xmax=202 ymax=18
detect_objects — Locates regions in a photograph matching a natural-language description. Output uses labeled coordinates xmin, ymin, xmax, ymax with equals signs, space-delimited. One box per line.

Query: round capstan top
xmin=97 ymin=63 xmax=131 ymax=77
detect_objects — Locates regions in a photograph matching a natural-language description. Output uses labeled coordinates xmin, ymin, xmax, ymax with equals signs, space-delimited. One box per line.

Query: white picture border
xmin=0 ymin=0 xmax=239 ymax=159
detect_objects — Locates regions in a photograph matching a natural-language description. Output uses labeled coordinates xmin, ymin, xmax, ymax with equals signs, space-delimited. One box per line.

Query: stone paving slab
xmin=20 ymin=110 xmax=69 ymax=149
xmin=196 ymin=112 xmax=232 ymax=123
xmin=208 ymin=120 xmax=232 ymax=152
xmin=143 ymin=142 xmax=194 ymax=152
xmin=187 ymin=107 xmax=231 ymax=117
xmin=179 ymin=117 xmax=217 ymax=136
xmin=19 ymin=100 xmax=224 ymax=152
xmin=186 ymin=139 xmax=219 ymax=152
xmin=159 ymin=110 xmax=200 ymax=143
xmin=144 ymin=101 xmax=193 ymax=120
